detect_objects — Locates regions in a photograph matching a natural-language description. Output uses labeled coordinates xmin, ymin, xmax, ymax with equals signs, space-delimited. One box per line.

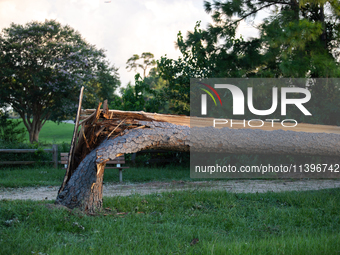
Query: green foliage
xmin=202 ymin=0 xmax=340 ymax=79
xmin=0 ymin=118 xmax=72 ymax=168
xmin=157 ymin=0 xmax=340 ymax=118
xmin=0 ymin=20 xmax=120 ymax=143
xmin=126 ymin=52 xmax=156 ymax=78
xmin=82 ymin=66 xmax=120 ymax=109
xmin=111 ymin=76 xmax=150 ymax=111
xmin=257 ymin=1 xmax=340 ymax=78
xmin=157 ymin=21 xmax=264 ymax=115
xmin=111 ymin=73 xmax=165 ymax=113
xmin=0 ymin=142 xmax=51 ymax=165
xmin=59 ymin=142 xmax=70 ymax=153
xmin=116 ymin=52 xmax=175 ymax=113
xmin=0 ymin=112 xmax=25 ymax=144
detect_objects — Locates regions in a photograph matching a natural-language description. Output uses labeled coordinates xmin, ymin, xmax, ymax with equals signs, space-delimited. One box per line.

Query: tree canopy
xmin=114 ymin=53 xmax=167 ymax=113
xmin=0 ymin=20 xmax=120 ymax=143
xmin=157 ymin=0 xmax=340 ymax=118
xmin=126 ymin=52 xmax=156 ymax=78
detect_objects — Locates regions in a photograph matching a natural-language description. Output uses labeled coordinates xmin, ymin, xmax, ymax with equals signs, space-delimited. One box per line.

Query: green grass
xmin=0 ymin=164 xmax=192 ymax=188
xmin=3 ymin=119 xmax=338 ymax=253
xmin=0 ymin=165 xmax=65 ymax=187
xmin=0 ymin=188 xmax=339 ymax=254
xmin=15 ymin=120 xmax=74 ymax=144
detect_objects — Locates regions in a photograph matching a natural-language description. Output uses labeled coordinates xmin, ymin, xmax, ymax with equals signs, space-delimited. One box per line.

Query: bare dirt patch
xmin=0 ymin=179 xmax=339 ymax=201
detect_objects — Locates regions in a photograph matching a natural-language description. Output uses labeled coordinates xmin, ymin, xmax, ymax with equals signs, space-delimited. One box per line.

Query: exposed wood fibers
xmin=71 ymin=104 xmax=151 ymax=173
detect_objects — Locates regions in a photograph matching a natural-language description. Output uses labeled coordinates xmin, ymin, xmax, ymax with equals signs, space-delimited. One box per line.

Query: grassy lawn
xmin=16 ymin=120 xmax=74 ymax=145
xmin=3 ymin=119 xmax=339 ymax=254
xmin=0 ymin=164 xmax=192 ymax=188
xmin=0 ymin=188 xmax=339 ymax=254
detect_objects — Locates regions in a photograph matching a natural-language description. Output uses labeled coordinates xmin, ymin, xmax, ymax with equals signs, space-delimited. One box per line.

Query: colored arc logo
xmin=198 ymin=82 xmax=222 ymax=106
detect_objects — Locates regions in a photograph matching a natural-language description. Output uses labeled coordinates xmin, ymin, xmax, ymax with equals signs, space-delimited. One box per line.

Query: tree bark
xmin=55 ymin=121 xmax=190 ymax=212
xmin=21 ymin=114 xmax=43 ymax=144
xmin=55 ymin=117 xmax=340 ymax=213
xmin=29 ymin=128 xmax=40 ymax=144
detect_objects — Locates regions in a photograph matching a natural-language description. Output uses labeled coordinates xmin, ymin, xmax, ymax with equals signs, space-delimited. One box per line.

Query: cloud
xmin=0 ymin=0 xmax=261 ymax=89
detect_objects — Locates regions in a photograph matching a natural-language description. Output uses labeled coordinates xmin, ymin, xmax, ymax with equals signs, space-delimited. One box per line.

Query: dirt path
xmin=0 ymin=179 xmax=340 ymax=201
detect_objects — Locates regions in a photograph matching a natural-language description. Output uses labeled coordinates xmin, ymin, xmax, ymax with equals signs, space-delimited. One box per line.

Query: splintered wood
xmin=71 ymin=102 xmax=151 ymax=172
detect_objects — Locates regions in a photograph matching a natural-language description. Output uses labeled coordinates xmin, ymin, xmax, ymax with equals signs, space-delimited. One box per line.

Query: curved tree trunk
xmin=56 ymin=122 xmax=190 ymax=212
xmin=55 ymin=116 xmax=340 ymax=213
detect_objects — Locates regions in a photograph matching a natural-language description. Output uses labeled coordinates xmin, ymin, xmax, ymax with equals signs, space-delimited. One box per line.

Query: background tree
xmin=142 ymin=67 xmax=170 ymax=113
xmin=112 ymin=79 xmax=147 ymax=111
xmin=204 ymin=0 xmax=340 ymax=124
xmin=0 ymin=20 xmax=120 ymax=143
xmin=158 ymin=0 xmax=340 ymax=119
xmin=114 ymin=53 xmax=168 ymax=113
xmin=82 ymin=67 xmax=120 ymax=109
xmin=126 ymin=52 xmax=156 ymax=78
xmin=111 ymin=73 xmax=164 ymax=113
xmin=202 ymin=0 xmax=340 ymax=78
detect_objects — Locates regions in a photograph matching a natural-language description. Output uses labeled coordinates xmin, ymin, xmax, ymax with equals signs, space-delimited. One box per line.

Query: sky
xmin=0 ymin=0 xmax=262 ymax=88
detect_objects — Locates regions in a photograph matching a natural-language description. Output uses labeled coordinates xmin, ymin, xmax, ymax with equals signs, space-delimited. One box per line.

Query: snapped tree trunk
xmin=56 ymin=122 xmax=190 ymax=212
xmin=55 ymin=108 xmax=340 ymax=213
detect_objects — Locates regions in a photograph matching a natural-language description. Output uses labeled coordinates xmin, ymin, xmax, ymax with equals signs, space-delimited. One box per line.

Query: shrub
xmin=0 ymin=112 xmax=26 ymax=144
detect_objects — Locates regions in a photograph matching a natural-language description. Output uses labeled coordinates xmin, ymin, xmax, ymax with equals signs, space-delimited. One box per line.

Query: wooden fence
xmin=0 ymin=144 xmax=59 ymax=168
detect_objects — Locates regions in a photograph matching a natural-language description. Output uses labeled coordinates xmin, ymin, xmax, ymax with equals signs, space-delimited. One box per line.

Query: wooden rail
xmin=61 ymin=153 xmax=129 ymax=182
xmin=0 ymin=144 xmax=59 ymax=168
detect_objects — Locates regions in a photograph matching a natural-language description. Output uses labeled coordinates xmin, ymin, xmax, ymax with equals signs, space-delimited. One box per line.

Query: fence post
xmin=52 ymin=144 xmax=58 ymax=169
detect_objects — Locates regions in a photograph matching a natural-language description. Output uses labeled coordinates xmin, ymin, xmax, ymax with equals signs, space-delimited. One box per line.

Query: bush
xmin=0 ymin=142 xmax=52 ymax=163
xmin=0 ymin=112 xmax=26 ymax=144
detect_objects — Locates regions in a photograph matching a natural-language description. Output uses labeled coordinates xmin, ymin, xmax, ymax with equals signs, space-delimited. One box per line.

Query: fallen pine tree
xmin=55 ymin=101 xmax=340 ymax=213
